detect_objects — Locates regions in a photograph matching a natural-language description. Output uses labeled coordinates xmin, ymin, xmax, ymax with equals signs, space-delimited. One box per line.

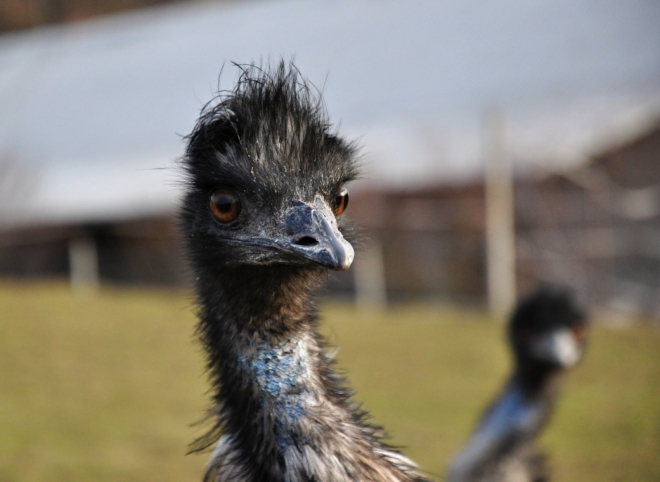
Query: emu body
xmin=181 ymin=63 xmax=427 ymax=482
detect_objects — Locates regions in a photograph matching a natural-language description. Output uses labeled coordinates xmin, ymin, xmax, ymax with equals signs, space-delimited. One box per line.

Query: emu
xmin=180 ymin=62 xmax=429 ymax=481
xmin=446 ymin=287 xmax=588 ymax=482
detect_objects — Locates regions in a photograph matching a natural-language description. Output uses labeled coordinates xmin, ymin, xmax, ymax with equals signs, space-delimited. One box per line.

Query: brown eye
xmin=333 ymin=187 xmax=349 ymax=216
xmin=571 ymin=324 xmax=587 ymax=343
xmin=516 ymin=327 xmax=531 ymax=342
xmin=210 ymin=188 xmax=240 ymax=223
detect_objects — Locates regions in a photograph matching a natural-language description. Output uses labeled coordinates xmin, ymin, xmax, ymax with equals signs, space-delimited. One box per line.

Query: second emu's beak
xmin=279 ymin=199 xmax=354 ymax=271
xmin=531 ymin=328 xmax=581 ymax=367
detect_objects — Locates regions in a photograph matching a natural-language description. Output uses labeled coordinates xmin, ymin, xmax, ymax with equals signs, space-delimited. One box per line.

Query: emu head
xmin=181 ymin=63 xmax=358 ymax=276
xmin=508 ymin=287 xmax=588 ymax=370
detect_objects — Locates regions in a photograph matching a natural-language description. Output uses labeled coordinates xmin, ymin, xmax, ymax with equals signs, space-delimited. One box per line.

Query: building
xmin=0 ymin=0 xmax=658 ymax=310
xmin=345 ymin=121 xmax=660 ymax=316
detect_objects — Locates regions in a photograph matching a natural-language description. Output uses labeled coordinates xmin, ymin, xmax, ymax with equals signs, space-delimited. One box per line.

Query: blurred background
xmin=1 ymin=0 xmax=659 ymax=481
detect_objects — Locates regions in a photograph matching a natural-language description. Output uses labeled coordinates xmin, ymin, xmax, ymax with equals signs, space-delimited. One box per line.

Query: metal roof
xmin=1 ymin=0 xmax=659 ymax=226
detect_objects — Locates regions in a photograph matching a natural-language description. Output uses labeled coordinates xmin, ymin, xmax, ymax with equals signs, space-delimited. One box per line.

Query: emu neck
xmin=447 ymin=367 xmax=562 ymax=482
xmin=198 ymin=266 xmax=325 ymax=433
xmin=489 ymin=364 xmax=564 ymax=441
xmin=197 ymin=267 xmax=322 ymax=466
xmin=199 ymin=266 xmax=319 ymax=335
xmin=196 ymin=266 xmax=421 ymax=481
xmin=513 ymin=361 xmax=564 ymax=400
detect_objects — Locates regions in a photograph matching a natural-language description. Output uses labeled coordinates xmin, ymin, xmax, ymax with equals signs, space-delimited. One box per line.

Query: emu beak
xmin=279 ymin=199 xmax=354 ymax=270
xmin=531 ymin=328 xmax=581 ymax=367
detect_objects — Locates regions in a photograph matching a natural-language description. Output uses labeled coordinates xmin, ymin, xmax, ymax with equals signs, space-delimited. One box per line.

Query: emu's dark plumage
xmin=447 ymin=287 xmax=588 ymax=482
xmin=181 ymin=63 xmax=427 ymax=482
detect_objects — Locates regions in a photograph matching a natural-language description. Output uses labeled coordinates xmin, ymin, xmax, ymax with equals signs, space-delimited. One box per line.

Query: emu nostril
xmin=295 ymin=236 xmax=318 ymax=247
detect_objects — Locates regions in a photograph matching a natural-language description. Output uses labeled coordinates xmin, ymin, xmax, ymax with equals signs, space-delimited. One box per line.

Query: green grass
xmin=1 ymin=281 xmax=659 ymax=481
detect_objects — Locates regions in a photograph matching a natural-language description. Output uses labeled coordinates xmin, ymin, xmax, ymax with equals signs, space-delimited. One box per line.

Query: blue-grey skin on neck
xmin=237 ymin=336 xmax=315 ymax=453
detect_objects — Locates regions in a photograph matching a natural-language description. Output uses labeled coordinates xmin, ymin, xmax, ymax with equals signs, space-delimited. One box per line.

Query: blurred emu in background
xmin=447 ymin=286 xmax=588 ymax=482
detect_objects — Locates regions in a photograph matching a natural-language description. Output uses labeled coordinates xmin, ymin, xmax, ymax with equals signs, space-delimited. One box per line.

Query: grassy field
xmin=1 ymin=281 xmax=659 ymax=481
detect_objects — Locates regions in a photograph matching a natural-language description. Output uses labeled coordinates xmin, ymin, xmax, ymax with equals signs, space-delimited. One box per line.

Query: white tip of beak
xmin=532 ymin=329 xmax=581 ymax=367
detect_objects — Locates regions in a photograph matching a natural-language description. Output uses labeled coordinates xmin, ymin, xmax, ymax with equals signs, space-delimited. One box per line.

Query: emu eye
xmin=210 ymin=188 xmax=240 ymax=223
xmin=333 ymin=187 xmax=349 ymax=216
xmin=571 ymin=324 xmax=587 ymax=343
xmin=516 ymin=327 xmax=531 ymax=342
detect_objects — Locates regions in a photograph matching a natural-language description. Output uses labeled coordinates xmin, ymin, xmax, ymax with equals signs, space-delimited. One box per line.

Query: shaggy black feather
xmin=180 ymin=62 xmax=428 ymax=482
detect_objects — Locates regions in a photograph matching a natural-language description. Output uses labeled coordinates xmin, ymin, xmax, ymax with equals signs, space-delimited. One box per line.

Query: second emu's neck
xmin=196 ymin=267 xmax=422 ymax=482
xmin=447 ymin=365 xmax=562 ymax=482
